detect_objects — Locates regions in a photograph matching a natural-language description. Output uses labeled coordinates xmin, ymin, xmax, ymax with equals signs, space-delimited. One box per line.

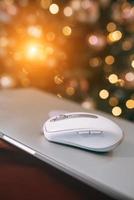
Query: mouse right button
xmin=90 ymin=130 xmax=103 ymax=135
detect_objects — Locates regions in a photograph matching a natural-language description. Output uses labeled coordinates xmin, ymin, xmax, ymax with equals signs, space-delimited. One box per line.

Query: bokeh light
xmin=105 ymin=55 xmax=115 ymax=65
xmin=106 ymin=22 xmax=117 ymax=32
xmin=109 ymin=97 xmax=119 ymax=107
xmin=99 ymin=89 xmax=109 ymax=99
xmin=25 ymin=42 xmax=46 ymax=61
xmin=126 ymin=99 xmax=134 ymax=109
xmin=49 ymin=3 xmax=59 ymax=14
xmin=63 ymin=6 xmax=73 ymax=17
xmin=122 ymin=40 xmax=132 ymax=51
xmin=62 ymin=26 xmax=72 ymax=36
xmin=0 ymin=75 xmax=16 ymax=89
xmin=107 ymin=30 xmax=122 ymax=42
xmin=125 ymin=72 xmax=134 ymax=82
xmin=131 ymin=60 xmax=134 ymax=68
xmin=89 ymin=57 xmax=101 ymax=67
xmin=112 ymin=106 xmax=122 ymax=116
xmin=0 ymin=0 xmax=133 ymax=122
xmin=108 ymin=74 xmax=118 ymax=84
xmin=66 ymin=87 xmax=75 ymax=96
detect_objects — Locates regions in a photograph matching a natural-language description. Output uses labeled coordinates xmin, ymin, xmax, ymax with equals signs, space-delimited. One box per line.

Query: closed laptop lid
xmin=0 ymin=88 xmax=134 ymax=200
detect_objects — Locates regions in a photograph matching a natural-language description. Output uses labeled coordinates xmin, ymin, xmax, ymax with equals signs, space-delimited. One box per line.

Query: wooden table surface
xmin=0 ymin=140 xmax=115 ymax=200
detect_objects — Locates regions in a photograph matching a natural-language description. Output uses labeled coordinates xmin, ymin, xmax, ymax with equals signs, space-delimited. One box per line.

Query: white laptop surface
xmin=0 ymin=88 xmax=134 ymax=200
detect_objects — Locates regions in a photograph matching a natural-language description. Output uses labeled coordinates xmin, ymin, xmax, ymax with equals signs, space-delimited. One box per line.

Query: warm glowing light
xmin=49 ymin=3 xmax=59 ymax=14
xmin=62 ymin=26 xmax=72 ymax=36
xmin=105 ymin=55 xmax=115 ymax=65
xmin=126 ymin=99 xmax=134 ymax=109
xmin=108 ymin=74 xmax=118 ymax=84
xmin=25 ymin=43 xmax=46 ymax=61
xmin=89 ymin=57 xmax=101 ymax=67
xmin=27 ymin=26 xmax=42 ymax=38
xmin=99 ymin=89 xmax=109 ymax=99
xmin=0 ymin=75 xmax=15 ymax=88
xmin=106 ymin=22 xmax=117 ymax=32
xmin=88 ymin=34 xmax=106 ymax=50
xmin=54 ymin=75 xmax=64 ymax=85
xmin=112 ymin=106 xmax=122 ymax=116
xmin=71 ymin=0 xmax=81 ymax=10
xmin=27 ymin=45 xmax=39 ymax=58
xmin=122 ymin=40 xmax=132 ymax=51
xmin=109 ymin=97 xmax=119 ymax=106
xmin=41 ymin=0 xmax=52 ymax=9
xmin=88 ymin=35 xmax=98 ymax=45
xmin=108 ymin=30 xmax=122 ymax=42
xmin=131 ymin=60 xmax=134 ymax=68
xmin=117 ymin=79 xmax=125 ymax=87
xmin=125 ymin=72 xmax=134 ymax=82
xmin=66 ymin=87 xmax=75 ymax=96
xmin=63 ymin=6 xmax=73 ymax=17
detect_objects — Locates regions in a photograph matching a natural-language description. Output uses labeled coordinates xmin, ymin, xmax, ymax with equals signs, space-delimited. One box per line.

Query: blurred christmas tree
xmin=0 ymin=0 xmax=134 ymax=121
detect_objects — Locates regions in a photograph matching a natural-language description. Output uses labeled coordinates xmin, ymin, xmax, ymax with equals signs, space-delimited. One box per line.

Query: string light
xmin=88 ymin=34 xmax=106 ymax=50
xmin=105 ymin=55 xmax=115 ymax=65
xmin=122 ymin=40 xmax=132 ymax=51
xmin=106 ymin=22 xmax=117 ymax=32
xmin=63 ymin=6 xmax=73 ymax=17
xmin=112 ymin=106 xmax=122 ymax=116
xmin=131 ymin=60 xmax=134 ymax=68
xmin=62 ymin=26 xmax=72 ymax=36
xmin=125 ymin=72 xmax=134 ymax=82
xmin=107 ymin=30 xmax=122 ymax=42
xmin=89 ymin=57 xmax=101 ymax=67
xmin=99 ymin=89 xmax=109 ymax=99
xmin=117 ymin=79 xmax=125 ymax=87
xmin=108 ymin=74 xmax=118 ymax=84
xmin=109 ymin=97 xmax=119 ymax=106
xmin=88 ymin=35 xmax=98 ymax=45
xmin=0 ymin=0 xmax=133 ymax=121
xmin=49 ymin=3 xmax=59 ymax=14
xmin=54 ymin=75 xmax=64 ymax=85
xmin=126 ymin=99 xmax=134 ymax=109
xmin=66 ymin=87 xmax=75 ymax=96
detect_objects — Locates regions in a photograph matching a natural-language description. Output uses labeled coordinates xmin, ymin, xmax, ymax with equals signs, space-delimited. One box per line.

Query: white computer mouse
xmin=43 ymin=112 xmax=124 ymax=152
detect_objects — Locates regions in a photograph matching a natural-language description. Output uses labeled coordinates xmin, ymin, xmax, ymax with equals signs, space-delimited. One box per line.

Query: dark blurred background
xmin=0 ymin=0 xmax=134 ymax=121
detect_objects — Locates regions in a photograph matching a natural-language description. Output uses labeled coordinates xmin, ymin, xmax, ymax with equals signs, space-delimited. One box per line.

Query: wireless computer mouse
xmin=43 ymin=112 xmax=124 ymax=152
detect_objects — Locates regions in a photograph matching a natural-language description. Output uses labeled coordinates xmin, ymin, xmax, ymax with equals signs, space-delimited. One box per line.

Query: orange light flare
xmin=25 ymin=42 xmax=45 ymax=61
xmin=23 ymin=41 xmax=54 ymax=63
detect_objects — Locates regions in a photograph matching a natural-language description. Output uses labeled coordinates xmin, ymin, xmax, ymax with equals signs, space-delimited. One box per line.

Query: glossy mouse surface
xmin=43 ymin=112 xmax=124 ymax=152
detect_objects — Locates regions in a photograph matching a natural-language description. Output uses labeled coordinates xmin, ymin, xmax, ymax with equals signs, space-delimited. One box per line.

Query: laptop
xmin=0 ymin=88 xmax=134 ymax=200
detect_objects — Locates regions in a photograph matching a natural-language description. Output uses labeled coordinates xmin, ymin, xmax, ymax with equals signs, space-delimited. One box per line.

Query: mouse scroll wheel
xmin=50 ymin=114 xmax=68 ymax=122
